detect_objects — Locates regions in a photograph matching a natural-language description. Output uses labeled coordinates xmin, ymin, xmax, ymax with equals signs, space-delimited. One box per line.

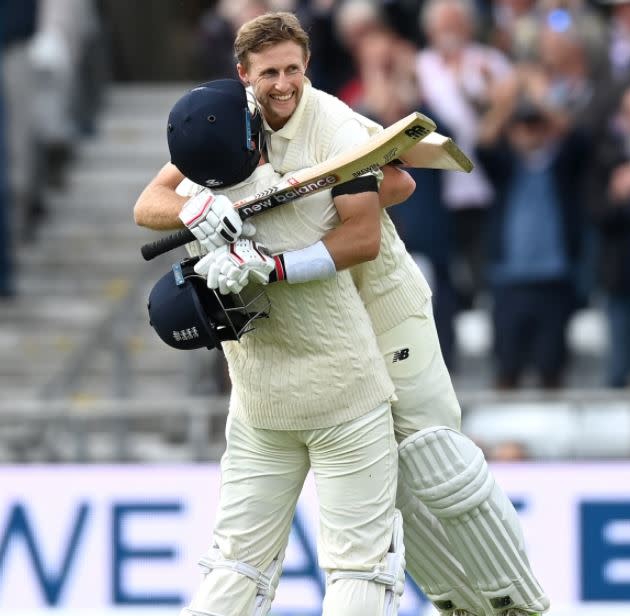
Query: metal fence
xmin=1 ymin=389 xmax=629 ymax=463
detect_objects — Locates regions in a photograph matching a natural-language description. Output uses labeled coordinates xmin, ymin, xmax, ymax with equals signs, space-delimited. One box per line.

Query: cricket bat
xmin=141 ymin=111 xmax=436 ymax=261
xmin=141 ymin=112 xmax=473 ymax=261
xmin=399 ymin=131 xmax=473 ymax=172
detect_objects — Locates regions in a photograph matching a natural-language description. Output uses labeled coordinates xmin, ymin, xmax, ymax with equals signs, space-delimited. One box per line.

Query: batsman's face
xmin=238 ymin=41 xmax=309 ymax=131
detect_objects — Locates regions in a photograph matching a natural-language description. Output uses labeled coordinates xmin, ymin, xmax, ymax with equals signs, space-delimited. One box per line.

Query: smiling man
xmin=236 ymin=38 xmax=306 ymax=130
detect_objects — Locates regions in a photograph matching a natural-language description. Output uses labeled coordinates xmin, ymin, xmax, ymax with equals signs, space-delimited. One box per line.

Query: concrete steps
xmin=1 ymin=83 xmax=201 ymax=408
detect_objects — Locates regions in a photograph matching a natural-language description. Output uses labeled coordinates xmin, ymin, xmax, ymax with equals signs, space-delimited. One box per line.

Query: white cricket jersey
xmin=178 ymin=165 xmax=394 ymax=431
xmin=262 ymin=80 xmax=432 ymax=335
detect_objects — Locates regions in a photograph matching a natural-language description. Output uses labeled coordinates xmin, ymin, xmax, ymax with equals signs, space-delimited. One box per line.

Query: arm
xmin=135 ymin=162 xmax=252 ymax=251
xmin=379 ymin=164 xmax=416 ymax=209
xmin=323 ymin=183 xmax=382 ymax=269
xmin=195 ymin=179 xmax=383 ymax=294
xmin=133 ymin=162 xmax=187 ymax=230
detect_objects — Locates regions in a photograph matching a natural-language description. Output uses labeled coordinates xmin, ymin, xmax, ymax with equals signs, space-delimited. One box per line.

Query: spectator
xmin=416 ymin=0 xmax=514 ymax=311
xmin=476 ymin=93 xmax=590 ymax=389
xmin=488 ymin=0 xmax=538 ymax=56
xmin=295 ymin=0 xmax=353 ymax=94
xmin=0 ymin=4 xmax=15 ymax=298
xmin=332 ymin=0 xmax=386 ymax=106
xmin=493 ymin=0 xmax=606 ymax=67
xmin=488 ymin=439 xmax=531 ymax=461
xmin=526 ymin=22 xmax=595 ymax=132
xmin=28 ymin=0 xmax=103 ymax=189
xmin=1 ymin=0 xmax=42 ymax=242
xmin=336 ymin=18 xmax=418 ymax=125
xmin=586 ymin=84 xmax=630 ymax=388
xmin=197 ymin=0 xmax=269 ymax=81
xmin=603 ymin=0 xmax=630 ymax=80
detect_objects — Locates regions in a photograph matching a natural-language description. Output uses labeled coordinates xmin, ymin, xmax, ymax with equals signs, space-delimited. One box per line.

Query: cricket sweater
xmin=178 ymin=165 xmax=395 ymax=431
xmin=264 ymin=80 xmax=433 ymax=336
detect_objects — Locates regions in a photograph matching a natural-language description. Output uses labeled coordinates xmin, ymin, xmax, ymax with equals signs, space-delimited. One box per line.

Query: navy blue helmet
xmin=148 ymin=258 xmax=268 ymax=351
xmin=167 ymin=79 xmax=263 ymax=188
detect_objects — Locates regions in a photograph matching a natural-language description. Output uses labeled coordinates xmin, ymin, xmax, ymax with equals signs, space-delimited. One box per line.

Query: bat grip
xmin=141 ymin=228 xmax=195 ymax=261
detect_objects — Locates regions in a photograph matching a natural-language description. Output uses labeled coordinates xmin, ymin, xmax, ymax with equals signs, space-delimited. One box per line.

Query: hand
xmin=194 ymin=239 xmax=279 ymax=295
xmin=179 ymin=190 xmax=256 ymax=252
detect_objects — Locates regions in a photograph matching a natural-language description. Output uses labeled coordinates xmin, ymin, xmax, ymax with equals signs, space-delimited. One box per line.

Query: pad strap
xmin=199 ymin=551 xmax=274 ymax=593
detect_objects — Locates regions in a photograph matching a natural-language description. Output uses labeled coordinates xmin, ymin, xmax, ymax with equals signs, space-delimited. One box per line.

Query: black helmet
xmin=167 ymin=79 xmax=263 ymax=188
xmin=147 ymin=258 xmax=268 ymax=351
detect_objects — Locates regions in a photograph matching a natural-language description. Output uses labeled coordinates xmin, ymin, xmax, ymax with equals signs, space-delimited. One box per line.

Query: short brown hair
xmin=234 ymin=12 xmax=311 ymax=68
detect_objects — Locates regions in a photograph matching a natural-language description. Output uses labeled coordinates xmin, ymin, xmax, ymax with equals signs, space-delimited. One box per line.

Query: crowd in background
xmin=0 ymin=0 xmax=106 ymax=284
xmin=1 ymin=0 xmax=630 ymax=392
xmin=196 ymin=0 xmax=630 ymax=391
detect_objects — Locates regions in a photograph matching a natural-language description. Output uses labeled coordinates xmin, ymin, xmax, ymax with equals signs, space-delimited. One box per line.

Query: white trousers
xmin=376 ymin=299 xmax=461 ymax=442
xmin=185 ymin=401 xmax=398 ymax=616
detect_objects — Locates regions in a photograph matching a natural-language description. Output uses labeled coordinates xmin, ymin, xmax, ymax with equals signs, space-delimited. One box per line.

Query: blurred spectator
xmin=586 ymin=84 xmax=630 ymax=388
xmin=28 ymin=0 xmax=103 ymax=189
xmin=488 ymin=0 xmax=538 ymax=55
xmin=0 ymin=5 xmax=15 ymax=298
xmin=416 ymin=0 xmax=514 ymax=311
xmin=603 ymin=0 xmax=630 ymax=80
xmin=1 ymin=0 xmax=42 ymax=242
xmin=197 ymin=0 xmax=269 ymax=81
xmin=295 ymin=0 xmax=352 ymax=93
xmin=513 ymin=22 xmax=596 ymax=137
xmin=488 ymin=439 xmax=531 ymax=461
xmin=337 ymin=19 xmax=419 ymax=124
xmin=492 ymin=0 xmax=607 ymax=67
xmin=2 ymin=0 xmax=105 ymax=245
xmin=332 ymin=0 xmax=385 ymax=105
xmin=476 ymin=93 xmax=590 ymax=390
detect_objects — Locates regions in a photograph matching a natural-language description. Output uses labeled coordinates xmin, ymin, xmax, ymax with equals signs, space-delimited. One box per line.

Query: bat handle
xmin=141 ymin=228 xmax=195 ymax=261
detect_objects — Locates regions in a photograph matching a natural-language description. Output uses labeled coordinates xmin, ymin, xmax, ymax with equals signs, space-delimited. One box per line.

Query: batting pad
xmin=398 ymin=427 xmax=550 ymax=615
xmin=181 ymin=545 xmax=284 ymax=616
xmin=396 ymin=476 xmax=490 ymax=615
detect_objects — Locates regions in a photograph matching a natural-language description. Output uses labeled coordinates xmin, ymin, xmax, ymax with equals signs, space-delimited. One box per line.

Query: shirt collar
xmin=262 ymin=77 xmax=312 ymax=140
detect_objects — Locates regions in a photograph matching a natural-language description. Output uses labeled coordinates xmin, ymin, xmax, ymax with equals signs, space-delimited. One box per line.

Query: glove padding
xmin=194 ymin=239 xmax=278 ymax=295
xmin=179 ymin=190 xmax=256 ymax=252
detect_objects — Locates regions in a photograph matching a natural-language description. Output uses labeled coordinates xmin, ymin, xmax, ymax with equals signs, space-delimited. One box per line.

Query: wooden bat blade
xmin=400 ymin=132 xmax=474 ymax=173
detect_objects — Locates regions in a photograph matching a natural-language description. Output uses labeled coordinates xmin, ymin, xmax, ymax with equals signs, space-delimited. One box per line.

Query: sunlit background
xmin=1 ymin=0 xmax=629 ymax=615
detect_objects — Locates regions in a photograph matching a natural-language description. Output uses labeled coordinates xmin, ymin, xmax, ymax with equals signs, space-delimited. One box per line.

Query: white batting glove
xmin=194 ymin=239 xmax=281 ymax=295
xmin=179 ymin=190 xmax=256 ymax=252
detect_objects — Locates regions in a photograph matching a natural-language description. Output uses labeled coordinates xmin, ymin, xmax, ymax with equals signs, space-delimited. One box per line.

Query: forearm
xmin=133 ymin=162 xmax=188 ymax=230
xmin=134 ymin=185 xmax=187 ymax=230
xmin=323 ymin=187 xmax=382 ymax=269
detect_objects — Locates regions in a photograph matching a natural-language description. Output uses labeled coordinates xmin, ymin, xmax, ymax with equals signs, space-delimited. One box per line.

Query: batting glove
xmin=179 ymin=190 xmax=256 ymax=253
xmin=194 ymin=239 xmax=285 ymax=295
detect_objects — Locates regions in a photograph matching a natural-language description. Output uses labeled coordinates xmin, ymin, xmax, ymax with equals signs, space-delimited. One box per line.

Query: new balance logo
xmin=392 ymin=348 xmax=410 ymax=362
xmin=405 ymin=125 xmax=430 ymax=139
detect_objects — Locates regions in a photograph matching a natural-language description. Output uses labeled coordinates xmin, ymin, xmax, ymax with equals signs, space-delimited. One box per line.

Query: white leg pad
xmin=181 ymin=544 xmax=285 ymax=616
xmin=326 ymin=509 xmax=406 ymax=616
xmin=398 ymin=427 xmax=550 ymax=614
xmin=397 ymin=475 xmax=490 ymax=615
